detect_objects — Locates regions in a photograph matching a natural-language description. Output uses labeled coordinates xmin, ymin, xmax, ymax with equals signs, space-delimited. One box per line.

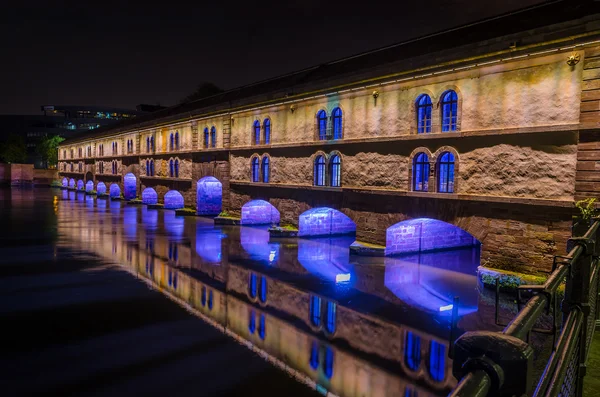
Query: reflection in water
xmin=97 ymin=197 xmax=107 ymax=209
xmin=297 ymin=237 xmax=354 ymax=283
xmin=384 ymin=248 xmax=480 ymax=316
xmin=55 ymin=200 xmax=501 ymax=397
xmin=240 ymin=226 xmax=279 ymax=264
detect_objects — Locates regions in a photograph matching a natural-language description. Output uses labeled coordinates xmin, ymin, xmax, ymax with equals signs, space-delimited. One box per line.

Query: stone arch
xmin=109 ymin=183 xmax=121 ymax=198
xmin=196 ymin=176 xmax=222 ymax=215
xmin=408 ymin=147 xmax=434 ymax=192
xmin=142 ymin=187 xmax=158 ymax=205
xmin=164 ymin=190 xmax=184 ymax=210
xmin=436 ymin=85 xmax=463 ymax=132
xmin=61 ymin=177 xmax=68 ymax=187
xmin=68 ymin=178 xmax=75 ymax=189
xmin=241 ymin=199 xmax=280 ymax=225
xmin=385 ymin=218 xmax=480 ymax=257
xmin=299 ymin=207 xmax=357 ymax=237
xmin=96 ymin=181 xmax=107 ymax=195
xmin=123 ymin=172 xmax=137 ymax=200
xmin=431 ymin=146 xmax=460 ymax=194
xmin=85 ymin=171 xmax=93 ymax=182
xmin=85 ymin=180 xmax=94 ymax=192
xmin=76 ymin=179 xmax=84 ymax=190
xmin=410 ymin=89 xmax=437 ymax=134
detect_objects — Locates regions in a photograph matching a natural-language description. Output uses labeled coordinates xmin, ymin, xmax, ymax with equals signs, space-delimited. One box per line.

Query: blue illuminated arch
xmin=241 ymin=199 xmax=280 ymax=225
xmin=317 ymin=110 xmax=327 ymax=140
xmin=62 ymin=177 xmax=68 ymax=187
xmin=196 ymin=176 xmax=222 ymax=215
xmin=142 ymin=187 xmax=158 ymax=205
xmin=85 ymin=180 xmax=94 ymax=192
xmin=261 ymin=156 xmax=269 ymax=183
xmin=385 ymin=218 xmax=478 ymax=256
xmin=263 ymin=118 xmax=271 ymax=144
xmin=123 ymin=173 xmax=137 ymax=200
xmin=164 ymin=190 xmax=184 ymax=209
xmin=298 ymin=207 xmax=356 ymax=237
xmin=109 ymin=183 xmax=121 ymax=198
xmin=96 ymin=181 xmax=106 ymax=195
xmin=329 ymin=154 xmax=341 ymax=187
xmin=77 ymin=180 xmax=84 ymax=190
xmin=417 ymin=94 xmax=432 ymax=134
xmin=314 ymin=155 xmax=326 ymax=186
xmin=413 ymin=153 xmax=430 ymax=192
xmin=437 ymin=152 xmax=455 ymax=193
xmin=251 ymin=157 xmax=260 ymax=182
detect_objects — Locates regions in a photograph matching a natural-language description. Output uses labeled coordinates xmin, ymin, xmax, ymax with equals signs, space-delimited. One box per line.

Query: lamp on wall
xmin=290 ymin=104 xmax=297 ymax=113
xmin=372 ymin=90 xmax=380 ymax=106
xmin=567 ymin=52 xmax=580 ymax=67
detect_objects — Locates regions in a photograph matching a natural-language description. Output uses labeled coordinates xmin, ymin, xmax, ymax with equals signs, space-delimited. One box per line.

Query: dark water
xmin=0 ymin=188 xmax=510 ymax=397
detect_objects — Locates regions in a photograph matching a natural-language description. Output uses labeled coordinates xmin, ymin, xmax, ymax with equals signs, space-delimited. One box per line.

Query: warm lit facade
xmin=58 ymin=3 xmax=600 ymax=273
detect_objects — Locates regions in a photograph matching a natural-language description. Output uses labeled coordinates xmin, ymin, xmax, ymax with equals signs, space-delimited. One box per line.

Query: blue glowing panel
xmin=383 ymin=248 xmax=480 ymax=316
xmin=77 ymin=180 xmax=84 ymax=190
xmin=68 ymin=191 xmax=75 ymax=200
xmin=96 ymin=182 xmax=106 ymax=195
xmin=97 ymin=198 xmax=106 ymax=208
xmin=62 ymin=177 xmax=68 ymax=187
xmin=298 ymin=236 xmax=354 ymax=283
xmin=142 ymin=187 xmax=158 ymax=205
xmin=85 ymin=180 xmax=94 ymax=192
xmin=142 ymin=206 xmax=158 ymax=230
xmin=240 ymin=226 xmax=280 ymax=264
xmin=195 ymin=227 xmax=223 ymax=263
xmin=164 ymin=210 xmax=184 ymax=238
xmin=123 ymin=206 xmax=138 ymax=238
xmin=196 ymin=176 xmax=222 ymax=215
xmin=110 ymin=199 xmax=121 ymax=211
xmin=241 ymin=200 xmax=280 ymax=225
xmin=385 ymin=218 xmax=479 ymax=256
xmin=85 ymin=194 xmax=94 ymax=209
xmin=109 ymin=183 xmax=121 ymax=198
xmin=61 ymin=189 xmax=68 ymax=199
xmin=123 ymin=173 xmax=137 ymax=200
xmin=298 ymin=207 xmax=356 ymax=237
xmin=164 ymin=190 xmax=184 ymax=210
xmin=69 ymin=178 xmax=75 ymax=189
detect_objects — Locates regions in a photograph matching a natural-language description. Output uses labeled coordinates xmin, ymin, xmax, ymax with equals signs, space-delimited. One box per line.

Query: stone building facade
xmin=57 ymin=3 xmax=600 ymax=273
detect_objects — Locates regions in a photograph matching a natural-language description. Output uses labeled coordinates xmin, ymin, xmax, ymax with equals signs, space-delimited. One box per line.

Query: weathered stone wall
xmin=33 ymin=169 xmax=58 ymax=185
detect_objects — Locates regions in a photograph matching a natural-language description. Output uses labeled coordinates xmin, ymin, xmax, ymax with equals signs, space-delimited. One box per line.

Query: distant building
xmin=0 ymin=104 xmax=162 ymax=168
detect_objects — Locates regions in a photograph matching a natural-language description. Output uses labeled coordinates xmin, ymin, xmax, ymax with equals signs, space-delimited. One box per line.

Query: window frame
xmin=416 ymin=94 xmax=433 ymax=134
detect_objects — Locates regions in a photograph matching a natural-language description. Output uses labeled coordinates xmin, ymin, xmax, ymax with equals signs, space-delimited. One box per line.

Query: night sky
xmin=3 ymin=0 xmax=545 ymax=115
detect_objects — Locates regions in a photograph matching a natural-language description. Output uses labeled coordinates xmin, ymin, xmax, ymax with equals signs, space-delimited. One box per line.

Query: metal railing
xmin=448 ymin=218 xmax=600 ymax=397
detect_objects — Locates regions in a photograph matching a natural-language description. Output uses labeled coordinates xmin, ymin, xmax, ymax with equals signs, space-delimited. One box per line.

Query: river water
xmin=0 ymin=188 xmax=526 ymax=397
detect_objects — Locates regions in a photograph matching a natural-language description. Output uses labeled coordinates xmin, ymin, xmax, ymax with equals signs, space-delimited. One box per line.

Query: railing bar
xmin=447 ymin=370 xmax=491 ymax=397
xmin=532 ymin=309 xmax=581 ymax=397
xmin=503 ymin=294 xmax=548 ymax=340
xmin=542 ymin=309 xmax=584 ymax=397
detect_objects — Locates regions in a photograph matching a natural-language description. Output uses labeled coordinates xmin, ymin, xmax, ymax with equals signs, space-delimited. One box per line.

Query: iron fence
xmin=448 ymin=218 xmax=600 ymax=397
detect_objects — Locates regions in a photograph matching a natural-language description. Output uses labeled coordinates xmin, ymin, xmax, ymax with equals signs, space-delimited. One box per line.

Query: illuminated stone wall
xmin=241 ymin=200 xmax=280 ymax=225
xmin=298 ymin=208 xmax=356 ymax=237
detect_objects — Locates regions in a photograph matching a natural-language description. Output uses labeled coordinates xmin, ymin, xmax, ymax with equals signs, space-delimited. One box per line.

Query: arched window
xmin=169 ymin=133 xmax=174 ymax=151
xmin=174 ymin=159 xmax=179 ymax=178
xmin=203 ymin=128 xmax=209 ymax=148
xmin=210 ymin=126 xmax=216 ymax=148
xmin=146 ymin=137 xmax=150 ymax=152
xmin=70 ymin=163 xmax=74 ymax=172
xmin=78 ymin=148 xmax=82 ymax=157
xmin=317 ymin=110 xmax=327 ymax=140
xmin=201 ymin=286 xmax=207 ymax=306
xmin=114 ymin=142 xmax=118 ymax=154
xmin=413 ymin=153 xmax=430 ymax=192
xmin=175 ymin=132 xmax=180 ymax=150
xmin=249 ymin=273 xmax=257 ymax=299
xmin=437 ymin=152 xmax=455 ymax=193
xmin=325 ymin=301 xmax=336 ymax=334
xmin=309 ymin=341 xmax=319 ymax=370
xmin=208 ymin=290 xmax=213 ymax=310
xmin=263 ymin=118 xmax=271 ymax=144
xmin=261 ymin=156 xmax=270 ymax=183
xmin=251 ymin=157 xmax=260 ymax=182
xmin=248 ymin=310 xmax=256 ymax=333
xmin=405 ymin=331 xmax=421 ymax=371
xmin=310 ymin=295 xmax=321 ymax=327
xmin=258 ymin=314 xmax=266 ymax=340
xmin=314 ymin=155 xmax=326 ymax=186
xmin=332 ymin=107 xmax=342 ymax=139
xmin=441 ymin=90 xmax=458 ymax=132
xmin=324 ymin=347 xmax=334 ymax=379
xmin=146 ymin=160 xmax=150 ymax=175
xmin=259 ymin=276 xmax=267 ymax=303
xmin=429 ymin=340 xmax=446 ymax=382
xmin=169 ymin=159 xmax=174 ymax=177
xmin=417 ymin=94 xmax=432 ymax=134
xmin=150 ymin=136 xmax=154 ymax=151
xmin=253 ymin=120 xmax=261 ymax=145
xmin=150 ymin=160 xmax=154 ymax=176
xmin=329 ymin=155 xmax=341 ymax=187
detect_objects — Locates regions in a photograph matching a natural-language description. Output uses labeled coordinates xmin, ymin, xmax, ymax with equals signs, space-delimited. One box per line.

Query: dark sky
xmin=2 ymin=0 xmax=546 ymax=115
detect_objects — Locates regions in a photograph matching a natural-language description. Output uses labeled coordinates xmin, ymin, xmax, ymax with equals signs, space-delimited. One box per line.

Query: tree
xmin=0 ymin=134 xmax=27 ymax=164
xmin=37 ymin=135 xmax=65 ymax=168
xmin=180 ymin=82 xmax=224 ymax=104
